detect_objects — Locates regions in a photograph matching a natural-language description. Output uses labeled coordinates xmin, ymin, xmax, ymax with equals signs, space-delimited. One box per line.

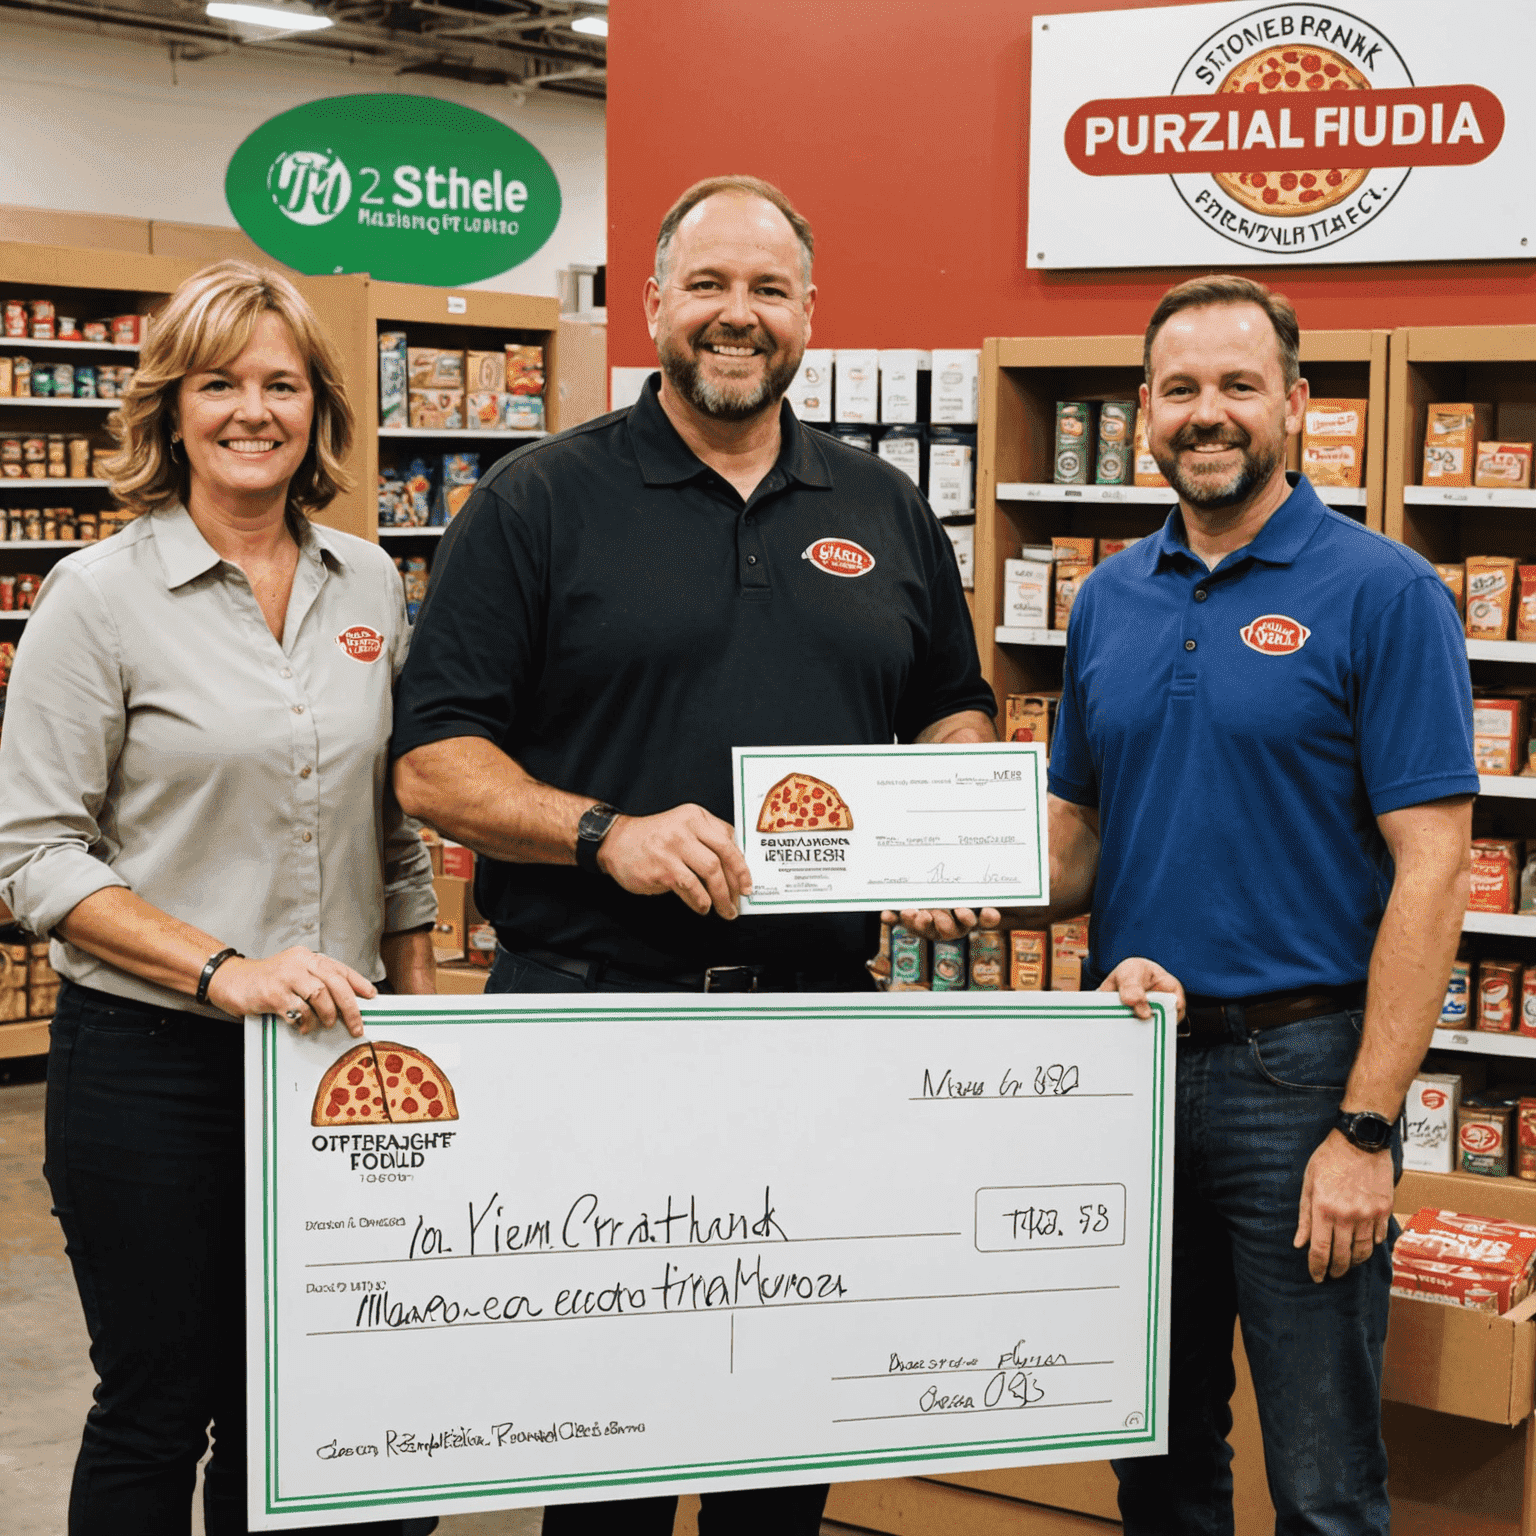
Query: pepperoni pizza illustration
xmin=1215 ymin=45 xmax=1370 ymax=217
xmin=312 ymin=1041 xmax=460 ymax=1126
xmin=756 ymin=773 xmax=854 ymax=833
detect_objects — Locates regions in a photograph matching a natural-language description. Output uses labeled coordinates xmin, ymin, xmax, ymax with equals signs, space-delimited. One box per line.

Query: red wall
xmin=606 ymin=0 xmax=1536 ymax=365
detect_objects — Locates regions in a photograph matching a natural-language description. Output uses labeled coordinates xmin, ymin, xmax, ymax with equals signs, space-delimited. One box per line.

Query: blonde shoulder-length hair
xmin=104 ymin=259 xmax=354 ymax=520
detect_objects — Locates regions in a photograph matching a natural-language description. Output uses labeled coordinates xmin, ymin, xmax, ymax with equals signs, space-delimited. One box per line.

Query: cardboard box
xmin=1301 ymin=398 xmax=1368 ymax=488
xmin=1440 ymin=957 xmax=1472 ymax=1026
xmin=408 ymin=347 xmax=464 ymax=390
xmin=1519 ymin=567 xmax=1536 ymax=643
xmin=1094 ymin=401 xmax=1135 ymax=485
xmin=1383 ymin=1282 xmax=1536 ymax=1423
xmin=1424 ymin=403 xmax=1496 ymax=488
xmin=1436 ymin=563 xmax=1465 ymax=618
xmin=1473 ymin=697 xmax=1526 ymax=775
xmin=435 ymin=964 xmax=489 ymax=996
xmin=1053 ymin=535 xmax=1096 ymax=630
xmin=1460 ymin=1098 xmax=1516 ymax=1174
xmin=877 ymin=425 xmax=922 ymax=488
xmin=1051 ymin=915 xmax=1089 ymax=990
xmin=944 ymin=524 xmax=974 ymax=590
xmin=1097 ymin=537 xmax=1142 ymax=560
xmin=834 ymin=349 xmax=879 ymax=424
xmin=432 ymin=874 xmax=470 ymax=961
xmin=378 ymin=332 xmax=407 ymax=428
xmin=1403 ymin=1073 xmax=1462 ymax=1174
xmin=409 ymin=389 xmax=463 ymax=431
xmin=465 ymin=350 xmax=504 ymax=393
xmin=929 ymin=349 xmax=978 ymax=425
xmin=1053 ymin=402 xmax=1092 ymax=485
xmin=1004 ymin=693 xmax=1058 ymax=747
xmin=1466 ymin=555 xmax=1517 ymax=639
xmin=1471 ymin=843 xmax=1520 ymax=915
xmin=1475 ymin=441 xmax=1533 ymax=489
xmin=1133 ymin=406 xmax=1169 ymax=488
xmin=440 ymin=841 xmax=474 ymax=881
xmin=878 ymin=350 xmax=928 ymax=424
xmin=1009 ymin=929 xmax=1047 ymax=991
xmin=1520 ymin=1097 xmax=1536 ymax=1178
xmin=1003 ymin=555 xmax=1051 ymax=630
xmin=786 ymin=350 xmax=832 ymax=423
xmin=927 ymin=430 xmax=975 ymax=514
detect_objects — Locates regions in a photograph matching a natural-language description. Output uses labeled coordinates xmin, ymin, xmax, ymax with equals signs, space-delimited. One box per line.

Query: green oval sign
xmin=226 ymin=94 xmax=562 ymax=286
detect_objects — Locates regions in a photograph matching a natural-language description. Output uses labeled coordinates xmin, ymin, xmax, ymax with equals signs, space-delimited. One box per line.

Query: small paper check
xmin=732 ymin=743 xmax=1049 ymax=915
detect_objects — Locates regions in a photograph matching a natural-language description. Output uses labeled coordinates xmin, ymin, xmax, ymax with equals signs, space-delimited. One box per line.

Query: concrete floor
xmin=0 ymin=1064 xmax=856 ymax=1536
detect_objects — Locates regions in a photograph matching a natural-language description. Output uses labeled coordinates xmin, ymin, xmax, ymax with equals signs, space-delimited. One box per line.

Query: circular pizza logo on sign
xmin=757 ymin=773 xmax=854 ymax=832
xmin=336 ymin=624 xmax=385 ymax=663
xmin=313 ymin=1041 xmax=459 ymax=1126
xmin=1239 ymin=613 xmax=1311 ymax=655
xmin=267 ymin=148 xmax=353 ymax=226
xmin=802 ymin=538 xmax=876 ymax=578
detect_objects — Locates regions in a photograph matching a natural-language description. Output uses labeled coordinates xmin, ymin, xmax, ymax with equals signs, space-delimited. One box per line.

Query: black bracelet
xmin=196 ymin=946 xmax=242 ymax=1005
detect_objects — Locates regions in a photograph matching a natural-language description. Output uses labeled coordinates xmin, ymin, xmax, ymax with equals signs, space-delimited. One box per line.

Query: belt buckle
xmin=703 ymin=966 xmax=757 ymax=993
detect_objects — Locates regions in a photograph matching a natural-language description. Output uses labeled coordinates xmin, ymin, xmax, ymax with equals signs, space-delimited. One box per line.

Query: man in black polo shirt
xmin=391 ymin=175 xmax=994 ymax=1535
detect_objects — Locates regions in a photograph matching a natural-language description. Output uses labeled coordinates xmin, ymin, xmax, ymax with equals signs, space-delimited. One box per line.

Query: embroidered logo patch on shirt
xmin=802 ymin=538 xmax=876 ymax=578
xmin=336 ymin=624 xmax=385 ymax=663
xmin=1239 ymin=614 xmax=1310 ymax=656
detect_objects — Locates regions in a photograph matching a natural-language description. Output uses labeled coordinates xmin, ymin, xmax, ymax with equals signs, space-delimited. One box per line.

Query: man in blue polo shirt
xmin=1046 ymin=276 xmax=1477 ymax=1534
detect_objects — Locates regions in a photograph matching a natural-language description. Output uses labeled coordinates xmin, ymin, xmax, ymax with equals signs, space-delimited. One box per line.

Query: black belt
xmin=515 ymin=946 xmax=847 ymax=994
xmin=1179 ymin=983 xmax=1365 ymax=1044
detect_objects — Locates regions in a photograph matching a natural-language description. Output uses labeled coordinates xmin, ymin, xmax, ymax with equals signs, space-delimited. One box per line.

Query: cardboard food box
xmin=1403 ymin=1073 xmax=1463 ymax=1174
xmin=1435 ymin=563 xmax=1465 ymax=618
xmin=1094 ymin=401 xmax=1135 ymax=485
xmin=1424 ymin=403 xmax=1496 ymax=488
xmin=1520 ymin=1099 xmax=1536 ymax=1180
xmin=432 ymin=873 xmax=471 ymax=960
xmin=1518 ymin=567 xmax=1536 ymax=643
xmin=969 ymin=930 xmax=1006 ymax=990
xmin=1004 ymin=692 xmax=1058 ymax=747
xmin=1394 ymin=1209 xmax=1536 ymax=1310
xmin=1008 ymin=929 xmax=1047 ymax=991
xmin=1052 ymin=536 xmax=1096 ymax=631
xmin=1302 ymin=398 xmax=1368 ymax=488
xmin=1473 ymin=696 xmax=1527 ymax=775
xmin=465 ymin=349 xmax=504 ymax=393
xmin=1053 ymin=402 xmax=1092 ymax=485
xmin=1478 ymin=955 xmax=1523 ymax=1026
xmin=787 ymin=349 xmax=832 ymax=423
xmin=876 ymin=425 xmax=922 ymax=488
xmin=1051 ymin=915 xmax=1089 ymax=991
xmin=407 ymin=347 xmax=464 ymax=390
xmin=944 ymin=524 xmax=974 ymax=589
xmin=1441 ymin=957 xmax=1472 ymax=1026
xmin=834 ymin=349 xmax=879 ymax=424
xmin=1098 ymin=536 xmax=1142 ymax=560
xmin=929 ymin=349 xmax=979 ymax=425
xmin=1472 ymin=841 xmax=1521 ymax=916
xmin=408 ymin=389 xmax=463 ymax=431
xmin=1133 ymin=407 xmax=1169 ymax=488
xmin=1460 ymin=1099 xmax=1516 ymax=1176
xmin=1003 ymin=553 xmax=1051 ymax=630
xmin=1475 ymin=442 xmax=1534 ymax=490
xmin=1466 ymin=555 xmax=1518 ymax=639
xmin=878 ymin=350 xmax=929 ymax=425
xmin=378 ymin=332 xmax=407 ymax=428
xmin=927 ymin=430 xmax=975 ymax=514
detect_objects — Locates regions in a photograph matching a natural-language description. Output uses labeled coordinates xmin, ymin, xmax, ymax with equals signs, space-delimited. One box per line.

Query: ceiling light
xmin=570 ymin=15 xmax=607 ymax=36
xmin=207 ymin=2 xmax=335 ymax=29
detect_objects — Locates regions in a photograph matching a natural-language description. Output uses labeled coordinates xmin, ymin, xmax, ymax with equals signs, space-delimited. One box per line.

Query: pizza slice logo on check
xmin=336 ymin=624 xmax=385 ymax=663
xmin=802 ymin=538 xmax=875 ymax=578
xmin=312 ymin=1041 xmax=459 ymax=1126
xmin=757 ymin=773 xmax=854 ymax=832
xmin=1240 ymin=614 xmax=1311 ymax=655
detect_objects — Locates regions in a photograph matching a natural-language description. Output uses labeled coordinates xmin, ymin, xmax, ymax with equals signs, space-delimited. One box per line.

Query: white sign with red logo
xmin=1239 ymin=613 xmax=1310 ymax=654
xmin=336 ymin=624 xmax=385 ymax=664
xmin=1028 ymin=0 xmax=1534 ymax=267
xmin=802 ymin=537 xmax=876 ymax=578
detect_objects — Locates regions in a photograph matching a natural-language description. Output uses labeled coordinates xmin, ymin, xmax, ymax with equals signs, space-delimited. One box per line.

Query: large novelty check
xmin=247 ymin=991 xmax=1172 ymax=1529
xmin=732 ymin=743 xmax=1049 ymax=914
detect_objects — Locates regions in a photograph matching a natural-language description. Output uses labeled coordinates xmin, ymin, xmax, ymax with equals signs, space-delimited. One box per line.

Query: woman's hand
xmin=206 ymin=948 xmax=377 ymax=1037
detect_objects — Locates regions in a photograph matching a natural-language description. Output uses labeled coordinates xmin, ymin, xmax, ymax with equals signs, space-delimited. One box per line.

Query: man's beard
xmin=1157 ymin=423 xmax=1282 ymax=510
xmin=659 ymin=325 xmax=802 ymax=423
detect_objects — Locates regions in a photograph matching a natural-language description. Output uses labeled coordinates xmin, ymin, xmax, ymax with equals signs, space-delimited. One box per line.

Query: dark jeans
xmin=44 ymin=981 xmax=435 ymax=1536
xmin=1112 ymin=1008 xmax=1399 ymax=1536
xmin=488 ymin=945 xmax=834 ymax=1536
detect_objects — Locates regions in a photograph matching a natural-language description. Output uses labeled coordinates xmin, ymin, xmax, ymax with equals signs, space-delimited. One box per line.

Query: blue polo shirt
xmin=1049 ymin=474 xmax=1477 ymax=998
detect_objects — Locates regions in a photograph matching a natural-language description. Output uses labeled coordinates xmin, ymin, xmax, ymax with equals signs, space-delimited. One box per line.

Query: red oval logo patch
xmin=337 ymin=624 xmax=384 ymax=663
xmin=802 ymin=538 xmax=875 ymax=578
xmin=1420 ymin=1088 xmax=1447 ymax=1110
xmin=1462 ymin=1123 xmax=1501 ymax=1153
xmin=1239 ymin=614 xmax=1310 ymax=655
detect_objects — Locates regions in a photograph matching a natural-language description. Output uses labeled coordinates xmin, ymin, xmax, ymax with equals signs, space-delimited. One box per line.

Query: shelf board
xmin=0 ymin=479 xmax=109 ymax=490
xmin=994 ymin=481 xmax=1365 ymax=509
xmin=378 ymin=427 xmax=544 ymax=441
xmin=1467 ymin=639 xmax=1536 ymax=663
xmin=1431 ymin=1027 xmax=1536 ymax=1059
xmin=0 ymin=397 xmax=121 ymax=409
xmin=1 ymin=540 xmax=86 ymax=550
xmin=1480 ymin=775 xmax=1536 ymax=799
xmin=1406 ymin=485 xmax=1536 ymax=510
xmin=0 ymin=611 xmax=29 ymax=621
xmin=1462 ymin=911 xmax=1536 ymax=937
xmin=378 ymin=525 xmax=447 ymax=539
xmin=995 ymin=626 xmax=1067 ymax=648
xmin=0 ymin=337 xmax=139 ymax=355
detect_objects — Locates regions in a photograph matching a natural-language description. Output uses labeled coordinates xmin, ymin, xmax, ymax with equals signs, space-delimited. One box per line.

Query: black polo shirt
xmin=392 ymin=374 xmax=995 ymax=974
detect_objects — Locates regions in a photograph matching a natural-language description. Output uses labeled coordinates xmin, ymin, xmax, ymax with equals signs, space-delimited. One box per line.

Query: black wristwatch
xmin=1334 ymin=1109 xmax=1396 ymax=1153
xmin=575 ymin=802 xmax=621 ymax=875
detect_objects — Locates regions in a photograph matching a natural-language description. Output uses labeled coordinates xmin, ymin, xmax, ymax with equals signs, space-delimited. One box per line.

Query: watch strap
xmin=575 ymin=802 xmax=621 ymax=875
xmin=196 ymin=946 xmax=242 ymax=1005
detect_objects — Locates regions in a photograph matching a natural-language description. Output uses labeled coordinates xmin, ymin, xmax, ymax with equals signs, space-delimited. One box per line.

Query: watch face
xmin=1343 ymin=1112 xmax=1393 ymax=1151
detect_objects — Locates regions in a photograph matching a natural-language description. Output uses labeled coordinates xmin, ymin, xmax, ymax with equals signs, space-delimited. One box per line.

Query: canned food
xmin=891 ymin=925 xmax=929 ymax=987
xmin=41 ymin=514 xmax=56 ymax=541
xmin=22 ymin=510 xmax=41 ymax=540
xmin=50 ymin=364 xmax=73 ymax=397
xmin=931 ymin=938 xmax=968 ymax=991
xmin=0 ymin=575 xmax=14 ymax=610
xmin=67 ymin=438 xmax=91 ymax=479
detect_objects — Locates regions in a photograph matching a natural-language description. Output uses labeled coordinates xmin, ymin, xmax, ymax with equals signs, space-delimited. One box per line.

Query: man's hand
xmin=882 ymin=907 xmax=1003 ymax=941
xmin=598 ymin=805 xmax=753 ymax=919
xmin=1294 ymin=1131 xmax=1394 ymax=1282
xmin=1097 ymin=956 xmax=1186 ymax=1021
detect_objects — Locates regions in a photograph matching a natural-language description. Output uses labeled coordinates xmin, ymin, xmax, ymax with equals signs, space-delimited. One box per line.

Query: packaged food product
xmin=929 ymin=350 xmax=978 ymax=425
xmin=408 ymin=348 xmax=464 ymax=390
xmin=55 ymin=511 xmax=75 ymax=540
xmin=1475 ymin=442 xmax=1534 ymax=489
xmin=927 ymin=428 xmax=975 ymax=514
xmin=14 ymin=572 xmax=42 ymax=610
xmin=435 ymin=453 xmax=479 ymax=524
xmin=1003 ymin=552 xmax=1051 ymax=630
xmin=378 ymin=332 xmax=408 ymax=429
xmin=465 ymin=350 xmax=504 ymax=393
xmin=41 ymin=513 xmax=56 ymax=541
xmin=1009 ymin=929 xmax=1047 ymax=991
xmin=76 ymin=511 xmax=97 ymax=542
xmin=968 ymin=931 xmax=1006 ymax=990
xmin=1441 ymin=958 xmax=1472 ymax=1025
xmin=1133 ymin=407 xmax=1169 ymax=487
xmin=891 ymin=925 xmax=929 ymax=988
xmin=1473 ymin=697 xmax=1526 ymax=775
xmin=3 ymin=301 xmax=26 ymax=338
xmin=1459 ymin=1101 xmax=1516 ymax=1176
xmin=110 ymin=314 xmax=143 ymax=346
xmin=1094 ymin=401 xmax=1135 ymax=485
xmin=408 ymin=389 xmax=463 ymax=431
xmin=1523 ymin=969 xmax=1536 ymax=1037
xmin=1478 ymin=956 xmax=1523 ymax=1028
xmin=1004 ymin=692 xmax=1057 ymax=746
xmin=501 ymin=394 xmax=544 ymax=432
xmin=29 ymin=299 xmax=55 ymax=340
xmin=876 ymin=424 xmax=923 ymax=487
xmin=1466 ymin=555 xmax=1518 ymax=639
xmin=506 ymin=344 xmax=545 ymax=396
xmin=1424 ymin=403 xmax=1495 ymax=488
xmin=1302 ymin=398 xmax=1367 ymax=488
xmin=401 ymin=555 xmax=429 ymax=607
xmin=1403 ymin=1073 xmax=1462 ymax=1173
xmin=56 ymin=316 xmax=79 ymax=341
xmin=1519 ymin=567 xmax=1536 ymax=644
xmin=403 ymin=459 xmax=434 ymax=525
xmin=81 ymin=320 xmax=108 ymax=344
xmin=12 ymin=357 xmax=30 ymax=397
xmin=51 ymin=364 xmax=73 ymax=399
xmin=931 ymin=938 xmax=968 ymax=991
xmin=0 ymin=357 xmax=11 ymax=398
xmin=834 ymin=350 xmax=879 ymax=424
xmin=0 ymin=642 xmax=13 ymax=685
xmin=1098 ymin=536 xmax=1142 ymax=559
xmin=1053 ymin=402 xmax=1091 ymax=485
xmin=1471 ymin=843 xmax=1521 ymax=915
xmin=944 ymin=523 xmax=974 ymax=590
xmin=1051 ymin=915 xmax=1089 ymax=991
xmin=67 ymin=438 xmax=91 ymax=479
xmin=1052 ymin=535 xmax=1095 ymax=630
xmin=465 ymin=390 xmax=501 ymax=429
xmin=1393 ymin=1208 xmax=1536 ymax=1306
xmin=22 ymin=509 xmax=41 ymax=540
xmin=31 ymin=364 xmax=54 ymax=398
xmin=73 ymin=365 xmax=96 ymax=399
xmin=0 ymin=574 xmax=14 ymax=610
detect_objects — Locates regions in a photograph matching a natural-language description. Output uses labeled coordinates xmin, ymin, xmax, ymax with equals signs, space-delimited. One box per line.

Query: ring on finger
xmin=285 ymin=1007 xmax=303 ymax=1023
